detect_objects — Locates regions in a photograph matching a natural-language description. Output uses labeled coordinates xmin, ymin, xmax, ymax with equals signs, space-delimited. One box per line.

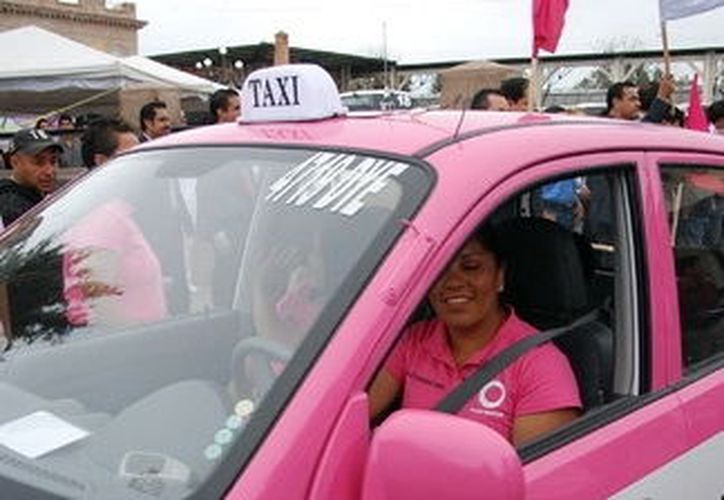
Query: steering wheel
xmin=230 ymin=337 xmax=293 ymax=402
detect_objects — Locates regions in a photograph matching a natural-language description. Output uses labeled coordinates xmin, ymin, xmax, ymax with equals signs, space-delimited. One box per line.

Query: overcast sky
xmin=134 ymin=0 xmax=724 ymax=64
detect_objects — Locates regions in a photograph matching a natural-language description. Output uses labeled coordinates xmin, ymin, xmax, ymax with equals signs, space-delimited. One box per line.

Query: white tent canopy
xmin=121 ymin=55 xmax=224 ymax=94
xmin=0 ymin=26 xmax=222 ymax=114
xmin=439 ymin=60 xmax=522 ymax=109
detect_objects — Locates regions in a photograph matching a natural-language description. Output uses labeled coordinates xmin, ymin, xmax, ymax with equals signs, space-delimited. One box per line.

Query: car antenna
xmin=453 ymin=94 xmax=468 ymax=140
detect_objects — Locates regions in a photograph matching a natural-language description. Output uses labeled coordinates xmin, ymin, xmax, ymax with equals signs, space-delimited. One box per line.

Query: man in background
xmin=209 ymin=88 xmax=241 ymax=123
xmin=81 ymin=118 xmax=139 ymax=169
xmin=500 ymin=77 xmax=530 ymax=111
xmin=64 ymin=118 xmax=164 ymax=328
xmin=0 ymin=128 xmax=61 ymax=227
xmin=137 ymin=103 xmax=190 ymax=312
xmin=708 ymin=100 xmax=724 ymax=134
xmin=470 ymin=88 xmax=510 ymax=111
xmin=57 ymin=114 xmax=84 ymax=168
xmin=139 ymin=101 xmax=172 ymax=142
xmin=80 ymin=116 xmax=186 ymax=317
xmin=605 ymin=82 xmax=641 ymax=120
xmin=0 ymin=129 xmax=63 ymax=340
xmin=606 ymin=77 xmax=675 ymax=122
xmin=197 ymin=88 xmax=252 ymax=306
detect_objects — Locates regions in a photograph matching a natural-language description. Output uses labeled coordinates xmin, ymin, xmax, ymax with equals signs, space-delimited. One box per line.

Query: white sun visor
xmin=240 ymin=64 xmax=348 ymax=123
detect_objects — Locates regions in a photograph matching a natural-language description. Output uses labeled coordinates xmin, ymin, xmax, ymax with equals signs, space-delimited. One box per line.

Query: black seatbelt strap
xmin=434 ymin=308 xmax=599 ymax=414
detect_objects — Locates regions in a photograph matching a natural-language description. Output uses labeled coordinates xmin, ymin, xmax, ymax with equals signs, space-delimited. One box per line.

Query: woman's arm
xmin=368 ymin=369 xmax=402 ymax=420
xmin=512 ymin=408 xmax=580 ymax=446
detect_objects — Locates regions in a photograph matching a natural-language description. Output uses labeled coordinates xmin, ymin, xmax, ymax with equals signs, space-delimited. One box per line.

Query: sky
xmin=133 ymin=0 xmax=724 ymax=64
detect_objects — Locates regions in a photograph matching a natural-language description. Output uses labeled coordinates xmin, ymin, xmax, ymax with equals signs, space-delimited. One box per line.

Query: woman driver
xmin=368 ymin=225 xmax=581 ymax=446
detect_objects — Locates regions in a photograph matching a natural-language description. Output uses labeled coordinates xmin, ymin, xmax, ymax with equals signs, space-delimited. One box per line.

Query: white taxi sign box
xmin=240 ymin=64 xmax=347 ymax=123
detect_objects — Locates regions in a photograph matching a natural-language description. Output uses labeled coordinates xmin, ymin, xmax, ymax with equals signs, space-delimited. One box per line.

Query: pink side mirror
xmin=362 ymin=409 xmax=524 ymax=500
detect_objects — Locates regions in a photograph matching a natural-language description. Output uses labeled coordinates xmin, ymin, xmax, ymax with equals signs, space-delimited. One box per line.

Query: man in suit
xmin=139 ymin=101 xmax=172 ymax=142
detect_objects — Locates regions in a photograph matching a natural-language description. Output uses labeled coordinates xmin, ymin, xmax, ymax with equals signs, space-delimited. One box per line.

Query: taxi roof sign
xmin=240 ymin=64 xmax=347 ymax=123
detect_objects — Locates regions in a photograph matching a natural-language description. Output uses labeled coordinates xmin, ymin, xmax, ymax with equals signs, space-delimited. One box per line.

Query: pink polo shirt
xmin=385 ymin=311 xmax=581 ymax=442
xmin=62 ymin=199 xmax=167 ymax=327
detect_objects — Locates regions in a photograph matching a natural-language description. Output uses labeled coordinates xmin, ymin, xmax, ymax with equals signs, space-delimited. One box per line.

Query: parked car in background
xmin=340 ymin=89 xmax=414 ymax=111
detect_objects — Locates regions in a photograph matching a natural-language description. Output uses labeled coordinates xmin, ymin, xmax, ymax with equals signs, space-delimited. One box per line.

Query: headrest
xmin=496 ymin=217 xmax=592 ymax=329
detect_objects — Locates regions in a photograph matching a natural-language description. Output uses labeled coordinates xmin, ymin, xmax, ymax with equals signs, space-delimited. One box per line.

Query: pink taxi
xmin=0 ymin=65 xmax=722 ymax=499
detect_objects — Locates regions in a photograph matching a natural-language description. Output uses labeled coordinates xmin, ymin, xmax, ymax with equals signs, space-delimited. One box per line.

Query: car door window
xmin=371 ymin=166 xmax=647 ymax=452
xmin=492 ymin=170 xmax=638 ymax=417
xmin=660 ymin=165 xmax=724 ymax=370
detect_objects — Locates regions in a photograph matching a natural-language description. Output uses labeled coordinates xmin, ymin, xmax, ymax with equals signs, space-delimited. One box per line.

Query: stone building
xmin=0 ymin=0 xmax=145 ymax=56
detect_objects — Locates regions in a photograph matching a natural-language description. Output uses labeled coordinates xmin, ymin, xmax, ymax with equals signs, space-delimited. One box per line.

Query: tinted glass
xmin=660 ymin=165 xmax=724 ymax=369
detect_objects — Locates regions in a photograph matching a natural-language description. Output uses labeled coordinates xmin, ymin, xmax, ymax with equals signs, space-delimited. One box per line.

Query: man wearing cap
xmin=0 ymin=128 xmax=61 ymax=227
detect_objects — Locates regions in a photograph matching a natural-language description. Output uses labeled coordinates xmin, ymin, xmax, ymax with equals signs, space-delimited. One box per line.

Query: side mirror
xmin=362 ymin=410 xmax=524 ymax=500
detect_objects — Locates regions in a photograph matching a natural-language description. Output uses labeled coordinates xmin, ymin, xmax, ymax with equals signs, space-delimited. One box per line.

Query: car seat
xmin=496 ymin=217 xmax=615 ymax=410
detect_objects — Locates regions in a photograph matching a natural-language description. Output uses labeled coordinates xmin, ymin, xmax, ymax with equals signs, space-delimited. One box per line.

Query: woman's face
xmin=428 ymin=239 xmax=504 ymax=332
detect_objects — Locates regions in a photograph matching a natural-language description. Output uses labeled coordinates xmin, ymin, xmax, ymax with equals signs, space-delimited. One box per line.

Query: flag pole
xmin=660 ymin=20 xmax=671 ymax=77
xmin=660 ymin=18 xmax=677 ymax=118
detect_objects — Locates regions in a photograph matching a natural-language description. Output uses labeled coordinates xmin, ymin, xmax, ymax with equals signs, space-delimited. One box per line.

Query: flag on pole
xmin=532 ymin=0 xmax=569 ymax=56
xmin=659 ymin=0 xmax=724 ymax=21
xmin=686 ymin=74 xmax=710 ymax=131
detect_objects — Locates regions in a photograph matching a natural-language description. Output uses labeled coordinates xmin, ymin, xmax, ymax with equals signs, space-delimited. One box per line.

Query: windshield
xmin=0 ymin=146 xmax=431 ymax=499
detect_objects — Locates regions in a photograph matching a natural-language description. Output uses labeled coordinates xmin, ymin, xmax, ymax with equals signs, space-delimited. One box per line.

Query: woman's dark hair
xmin=471 ymin=224 xmax=505 ymax=267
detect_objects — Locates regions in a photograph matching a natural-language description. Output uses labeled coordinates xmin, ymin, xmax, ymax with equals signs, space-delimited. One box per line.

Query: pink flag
xmin=686 ymin=74 xmax=710 ymax=132
xmin=533 ymin=0 xmax=569 ymax=56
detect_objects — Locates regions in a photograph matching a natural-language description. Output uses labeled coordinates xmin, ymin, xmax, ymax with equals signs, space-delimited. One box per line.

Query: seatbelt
xmin=434 ymin=308 xmax=600 ymax=414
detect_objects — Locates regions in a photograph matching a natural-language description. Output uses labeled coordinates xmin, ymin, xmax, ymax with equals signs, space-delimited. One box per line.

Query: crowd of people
xmin=0 ymin=88 xmax=242 ymax=227
xmin=0 ymin=76 xmax=723 ymax=230
xmin=471 ymin=75 xmax=724 ymax=133
xmin=468 ymin=76 xmax=724 ymax=232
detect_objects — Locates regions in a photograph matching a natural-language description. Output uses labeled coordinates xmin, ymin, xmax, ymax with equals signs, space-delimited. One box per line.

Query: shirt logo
xmin=477 ymin=380 xmax=506 ymax=409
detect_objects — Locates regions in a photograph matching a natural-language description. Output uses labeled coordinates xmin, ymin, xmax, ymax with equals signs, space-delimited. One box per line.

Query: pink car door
xmin=312 ymin=149 xmax=692 ymax=499
xmin=417 ymin=148 xmax=690 ymax=499
xmin=610 ymin=151 xmax=724 ymax=498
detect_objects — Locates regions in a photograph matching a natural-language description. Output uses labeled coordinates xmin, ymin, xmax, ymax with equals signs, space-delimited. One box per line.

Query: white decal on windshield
xmin=0 ymin=411 xmax=89 ymax=459
xmin=266 ymin=153 xmax=408 ymax=216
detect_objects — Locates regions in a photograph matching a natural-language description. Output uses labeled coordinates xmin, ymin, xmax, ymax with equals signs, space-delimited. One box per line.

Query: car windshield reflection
xmin=0 ymin=146 xmax=430 ymax=498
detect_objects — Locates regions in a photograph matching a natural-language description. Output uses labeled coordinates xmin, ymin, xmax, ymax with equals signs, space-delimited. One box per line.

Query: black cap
xmin=7 ymin=128 xmax=63 ymax=157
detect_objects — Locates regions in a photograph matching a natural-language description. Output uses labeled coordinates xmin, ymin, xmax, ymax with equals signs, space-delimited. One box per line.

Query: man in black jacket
xmin=0 ymin=129 xmax=65 ymax=342
xmin=0 ymin=128 xmax=62 ymax=227
xmin=605 ymin=76 xmax=676 ymax=123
